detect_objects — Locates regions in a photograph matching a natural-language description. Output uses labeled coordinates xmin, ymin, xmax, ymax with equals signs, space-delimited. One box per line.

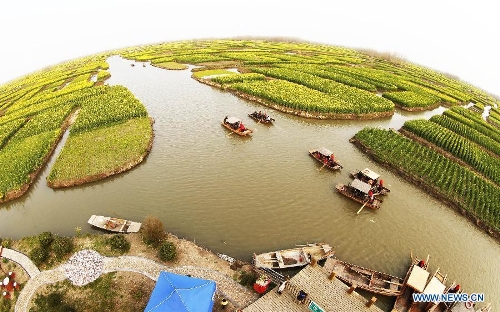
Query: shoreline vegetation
xmin=0 ymin=38 xmax=499 ymax=240
xmin=0 ymin=216 xmax=257 ymax=311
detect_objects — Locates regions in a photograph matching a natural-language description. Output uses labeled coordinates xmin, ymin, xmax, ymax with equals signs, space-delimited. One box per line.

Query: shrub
xmin=52 ymin=236 xmax=74 ymax=257
xmin=38 ymin=231 xmax=54 ymax=248
xmin=0 ymin=238 xmax=12 ymax=248
xmin=238 ymin=270 xmax=256 ymax=286
xmin=30 ymin=246 xmax=49 ymax=266
xmin=158 ymin=241 xmax=177 ymax=262
xmin=141 ymin=216 xmax=166 ymax=247
xmin=107 ymin=235 xmax=130 ymax=253
xmin=0 ymin=297 xmax=12 ymax=311
xmin=31 ymin=291 xmax=76 ymax=312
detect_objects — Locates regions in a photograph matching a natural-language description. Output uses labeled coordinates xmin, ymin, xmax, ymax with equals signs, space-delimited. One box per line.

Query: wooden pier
xmin=244 ymin=261 xmax=383 ymax=312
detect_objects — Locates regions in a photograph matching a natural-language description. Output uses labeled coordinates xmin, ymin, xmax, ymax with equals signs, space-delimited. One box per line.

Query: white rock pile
xmin=64 ymin=249 xmax=104 ymax=286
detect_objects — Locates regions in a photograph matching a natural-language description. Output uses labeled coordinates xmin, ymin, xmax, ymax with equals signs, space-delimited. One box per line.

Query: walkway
xmin=1 ymin=247 xmax=40 ymax=278
xmin=0 ymin=247 xmax=258 ymax=312
xmin=244 ymin=263 xmax=384 ymax=312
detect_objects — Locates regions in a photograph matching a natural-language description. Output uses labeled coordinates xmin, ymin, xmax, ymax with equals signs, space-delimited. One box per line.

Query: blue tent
xmin=144 ymin=271 xmax=216 ymax=312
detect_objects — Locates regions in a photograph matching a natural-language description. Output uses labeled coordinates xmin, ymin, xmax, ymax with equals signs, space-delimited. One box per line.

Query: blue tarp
xmin=144 ymin=271 xmax=216 ymax=312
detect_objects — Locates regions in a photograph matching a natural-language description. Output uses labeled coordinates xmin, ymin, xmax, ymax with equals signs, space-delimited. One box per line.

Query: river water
xmin=0 ymin=56 xmax=498 ymax=310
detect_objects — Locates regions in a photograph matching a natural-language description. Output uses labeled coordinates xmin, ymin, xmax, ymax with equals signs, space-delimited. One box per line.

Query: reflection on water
xmin=0 ymin=56 xmax=498 ymax=310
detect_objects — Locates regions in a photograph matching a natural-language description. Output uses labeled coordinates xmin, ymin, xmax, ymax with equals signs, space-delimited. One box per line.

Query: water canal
xmin=0 ymin=56 xmax=498 ymax=310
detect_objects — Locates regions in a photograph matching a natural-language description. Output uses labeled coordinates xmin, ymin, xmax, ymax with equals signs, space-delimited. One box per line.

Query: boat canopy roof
xmin=360 ymin=168 xmax=380 ymax=180
xmin=317 ymin=147 xmax=333 ymax=156
xmin=351 ymin=179 xmax=372 ymax=194
xmin=226 ymin=116 xmax=241 ymax=124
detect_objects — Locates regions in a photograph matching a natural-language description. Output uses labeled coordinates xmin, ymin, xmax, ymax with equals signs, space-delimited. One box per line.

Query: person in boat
xmin=418 ymin=260 xmax=426 ymax=268
xmin=223 ymin=116 xmax=228 ymax=124
xmin=368 ymin=190 xmax=375 ymax=203
xmin=323 ymin=157 xmax=329 ymax=165
xmin=239 ymin=122 xmax=246 ymax=132
xmin=377 ymin=179 xmax=385 ymax=192
xmin=232 ymin=121 xmax=239 ymax=130
xmin=329 ymin=153 xmax=335 ymax=165
xmin=258 ymin=110 xmax=262 ymax=118
xmin=448 ymin=284 xmax=460 ymax=293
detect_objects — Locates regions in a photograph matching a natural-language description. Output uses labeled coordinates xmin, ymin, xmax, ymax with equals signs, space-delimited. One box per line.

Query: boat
xmin=248 ymin=111 xmax=275 ymax=124
xmin=393 ymin=253 xmax=431 ymax=312
xmin=350 ymin=168 xmax=390 ymax=195
xmin=309 ymin=147 xmax=343 ymax=170
xmin=253 ymin=243 xmax=335 ymax=269
xmin=87 ymin=215 xmax=142 ymax=233
xmin=324 ymin=257 xmax=404 ymax=296
xmin=222 ymin=116 xmax=253 ymax=136
xmin=335 ymin=179 xmax=382 ymax=210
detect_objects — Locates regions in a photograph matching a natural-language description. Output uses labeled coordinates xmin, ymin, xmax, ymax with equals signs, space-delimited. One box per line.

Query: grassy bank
xmin=0 ymin=217 xmax=256 ymax=312
xmin=47 ymin=117 xmax=153 ymax=187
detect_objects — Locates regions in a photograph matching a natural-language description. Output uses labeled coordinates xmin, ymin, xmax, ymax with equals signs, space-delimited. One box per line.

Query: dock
xmin=244 ymin=261 xmax=383 ymax=312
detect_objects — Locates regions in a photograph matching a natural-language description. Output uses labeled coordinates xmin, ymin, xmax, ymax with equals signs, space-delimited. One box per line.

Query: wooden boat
xmin=309 ymin=147 xmax=343 ymax=170
xmin=324 ymin=257 xmax=404 ymax=296
xmin=350 ymin=168 xmax=390 ymax=195
xmin=87 ymin=215 xmax=142 ymax=233
xmin=393 ymin=253 xmax=431 ymax=312
xmin=222 ymin=116 xmax=253 ymax=136
xmin=248 ymin=111 xmax=275 ymax=124
xmin=253 ymin=243 xmax=334 ymax=269
xmin=335 ymin=179 xmax=382 ymax=210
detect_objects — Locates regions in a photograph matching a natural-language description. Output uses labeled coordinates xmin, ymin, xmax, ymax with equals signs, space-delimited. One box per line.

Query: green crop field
xmin=0 ymin=54 xmax=152 ymax=202
xmin=353 ymin=127 xmax=500 ymax=233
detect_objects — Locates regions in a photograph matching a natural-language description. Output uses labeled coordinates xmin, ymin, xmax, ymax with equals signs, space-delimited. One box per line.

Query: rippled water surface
xmin=1 ymin=56 xmax=498 ymax=310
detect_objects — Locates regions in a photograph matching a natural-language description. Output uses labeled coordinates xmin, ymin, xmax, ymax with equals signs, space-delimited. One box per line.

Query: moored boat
xmin=253 ymin=243 xmax=334 ymax=269
xmin=248 ymin=111 xmax=275 ymax=124
xmin=324 ymin=257 xmax=404 ymax=296
xmin=222 ymin=116 xmax=253 ymax=136
xmin=335 ymin=179 xmax=382 ymax=210
xmin=350 ymin=168 xmax=390 ymax=195
xmin=393 ymin=253 xmax=431 ymax=312
xmin=309 ymin=147 xmax=342 ymax=170
xmin=87 ymin=215 xmax=142 ymax=233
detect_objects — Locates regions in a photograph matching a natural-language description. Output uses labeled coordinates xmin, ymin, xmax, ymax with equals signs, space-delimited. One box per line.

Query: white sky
xmin=1 ymin=0 xmax=498 ymax=96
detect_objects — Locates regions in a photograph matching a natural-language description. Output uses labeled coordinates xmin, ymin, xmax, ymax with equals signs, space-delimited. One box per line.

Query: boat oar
xmin=226 ymin=131 xmax=233 ymax=137
xmin=357 ymin=201 xmax=369 ymax=215
xmin=318 ymin=163 xmax=326 ymax=172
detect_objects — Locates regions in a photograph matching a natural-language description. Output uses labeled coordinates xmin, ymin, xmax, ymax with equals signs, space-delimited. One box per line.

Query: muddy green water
xmin=0 ymin=56 xmax=498 ymax=310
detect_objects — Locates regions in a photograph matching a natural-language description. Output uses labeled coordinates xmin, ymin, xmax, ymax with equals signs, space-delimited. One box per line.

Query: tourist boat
xmin=221 ymin=116 xmax=253 ymax=136
xmin=253 ymin=243 xmax=334 ymax=269
xmin=335 ymin=179 xmax=382 ymax=210
xmin=350 ymin=168 xmax=390 ymax=195
xmin=248 ymin=111 xmax=275 ymax=124
xmin=309 ymin=148 xmax=342 ymax=170
xmin=87 ymin=215 xmax=142 ymax=233
xmin=395 ymin=254 xmax=491 ymax=312
xmin=393 ymin=253 xmax=431 ymax=312
xmin=324 ymin=257 xmax=404 ymax=296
